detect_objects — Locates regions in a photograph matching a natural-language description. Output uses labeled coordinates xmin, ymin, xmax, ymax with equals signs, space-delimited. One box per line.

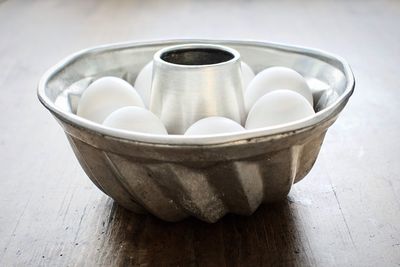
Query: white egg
xmin=134 ymin=62 xmax=153 ymax=107
xmin=244 ymin=66 xmax=313 ymax=112
xmin=103 ymin=106 xmax=168 ymax=134
xmin=185 ymin=116 xmax=245 ymax=135
xmin=241 ymin=61 xmax=255 ymax=91
xmin=77 ymin=76 xmax=144 ymax=123
xmin=245 ymin=90 xmax=315 ymax=129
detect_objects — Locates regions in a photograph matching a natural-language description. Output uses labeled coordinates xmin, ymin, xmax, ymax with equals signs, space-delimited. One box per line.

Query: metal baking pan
xmin=38 ymin=39 xmax=354 ymax=222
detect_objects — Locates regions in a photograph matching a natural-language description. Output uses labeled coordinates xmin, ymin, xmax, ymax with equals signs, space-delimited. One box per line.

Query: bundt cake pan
xmin=37 ymin=39 xmax=354 ymax=222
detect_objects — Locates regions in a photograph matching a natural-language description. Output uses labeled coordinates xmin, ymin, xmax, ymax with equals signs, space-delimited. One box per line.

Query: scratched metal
xmin=38 ymin=40 xmax=354 ymax=222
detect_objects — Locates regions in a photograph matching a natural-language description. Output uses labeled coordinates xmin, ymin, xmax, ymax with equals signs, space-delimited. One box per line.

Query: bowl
xmin=37 ymin=39 xmax=355 ymax=223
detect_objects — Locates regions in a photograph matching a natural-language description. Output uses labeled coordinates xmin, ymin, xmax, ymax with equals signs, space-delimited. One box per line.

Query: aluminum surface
xmin=37 ymin=39 xmax=354 ymax=222
xmin=150 ymin=44 xmax=245 ymax=134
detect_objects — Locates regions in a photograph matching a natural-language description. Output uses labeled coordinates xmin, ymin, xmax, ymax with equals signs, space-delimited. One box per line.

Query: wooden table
xmin=1 ymin=0 xmax=399 ymax=266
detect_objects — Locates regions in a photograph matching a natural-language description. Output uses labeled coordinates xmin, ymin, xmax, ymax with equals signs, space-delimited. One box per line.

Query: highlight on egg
xmin=185 ymin=116 xmax=245 ymax=135
xmin=103 ymin=106 xmax=168 ymax=135
xmin=134 ymin=61 xmax=153 ymax=107
xmin=244 ymin=66 xmax=313 ymax=112
xmin=245 ymin=89 xmax=315 ymax=130
xmin=77 ymin=76 xmax=144 ymax=123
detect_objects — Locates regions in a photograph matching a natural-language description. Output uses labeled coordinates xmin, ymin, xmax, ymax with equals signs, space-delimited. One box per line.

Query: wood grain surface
xmin=0 ymin=0 xmax=399 ymax=266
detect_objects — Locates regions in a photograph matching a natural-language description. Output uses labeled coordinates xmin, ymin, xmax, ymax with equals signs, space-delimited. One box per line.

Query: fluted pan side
xmin=103 ymin=152 xmax=188 ymax=222
xmin=63 ymin=125 xmax=328 ymax=222
xmin=294 ymin=131 xmax=327 ymax=183
xmin=66 ymin=135 xmax=146 ymax=213
xmin=205 ymin=160 xmax=264 ymax=216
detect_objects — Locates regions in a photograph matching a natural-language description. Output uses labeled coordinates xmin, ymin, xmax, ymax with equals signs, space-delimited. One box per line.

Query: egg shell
xmin=77 ymin=76 xmax=144 ymax=123
xmin=241 ymin=61 xmax=255 ymax=91
xmin=134 ymin=62 xmax=153 ymax=107
xmin=185 ymin=116 xmax=245 ymax=135
xmin=103 ymin=106 xmax=167 ymax=135
xmin=244 ymin=66 xmax=313 ymax=112
xmin=245 ymin=89 xmax=315 ymax=130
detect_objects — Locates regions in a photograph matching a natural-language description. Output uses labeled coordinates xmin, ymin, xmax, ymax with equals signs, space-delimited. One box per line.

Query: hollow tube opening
xmin=160 ymin=48 xmax=234 ymax=65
